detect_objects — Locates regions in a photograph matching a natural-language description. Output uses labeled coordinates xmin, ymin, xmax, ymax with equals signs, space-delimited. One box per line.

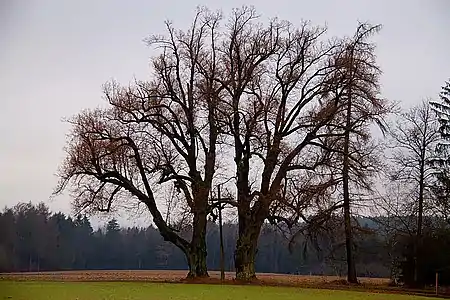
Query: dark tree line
xmin=0 ymin=202 xmax=391 ymax=276
xmin=2 ymin=202 xmax=450 ymax=285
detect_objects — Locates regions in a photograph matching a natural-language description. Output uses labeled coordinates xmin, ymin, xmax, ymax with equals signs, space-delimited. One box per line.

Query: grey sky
xmin=1 ymin=0 xmax=449 ymax=226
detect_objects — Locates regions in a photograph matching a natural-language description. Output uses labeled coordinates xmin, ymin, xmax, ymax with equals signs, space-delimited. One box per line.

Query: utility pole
xmin=218 ymin=184 xmax=225 ymax=281
xmin=210 ymin=180 xmax=234 ymax=281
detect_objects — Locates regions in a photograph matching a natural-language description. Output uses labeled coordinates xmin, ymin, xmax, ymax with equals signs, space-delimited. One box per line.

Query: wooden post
xmin=218 ymin=184 xmax=225 ymax=281
xmin=436 ymin=272 xmax=439 ymax=296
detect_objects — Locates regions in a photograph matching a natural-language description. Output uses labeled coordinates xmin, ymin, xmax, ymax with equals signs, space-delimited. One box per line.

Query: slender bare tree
xmin=277 ymin=24 xmax=389 ymax=284
xmin=323 ymin=23 xmax=388 ymax=283
xmin=386 ymin=100 xmax=440 ymax=285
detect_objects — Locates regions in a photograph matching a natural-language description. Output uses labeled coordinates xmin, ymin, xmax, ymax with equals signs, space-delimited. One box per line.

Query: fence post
xmin=436 ymin=272 xmax=439 ymax=296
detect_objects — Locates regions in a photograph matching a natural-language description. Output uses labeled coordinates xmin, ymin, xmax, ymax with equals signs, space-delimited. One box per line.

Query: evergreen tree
xmin=430 ymin=79 xmax=450 ymax=221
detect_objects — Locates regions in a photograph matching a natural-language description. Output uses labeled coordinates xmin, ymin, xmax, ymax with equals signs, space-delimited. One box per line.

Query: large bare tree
xmin=210 ymin=7 xmax=385 ymax=280
xmin=54 ymin=6 xmax=386 ymax=281
xmin=213 ymin=8 xmax=339 ymax=280
xmin=54 ymin=8 xmax=225 ymax=278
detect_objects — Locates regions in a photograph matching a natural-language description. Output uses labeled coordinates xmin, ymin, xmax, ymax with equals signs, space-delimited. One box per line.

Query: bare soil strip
xmin=0 ymin=270 xmax=388 ymax=284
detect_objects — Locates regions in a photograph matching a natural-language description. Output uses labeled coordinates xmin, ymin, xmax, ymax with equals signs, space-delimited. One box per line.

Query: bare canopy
xmin=54 ymin=6 xmax=387 ymax=281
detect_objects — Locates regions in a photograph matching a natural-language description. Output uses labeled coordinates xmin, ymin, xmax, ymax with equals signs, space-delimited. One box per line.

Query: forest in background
xmin=0 ymin=202 xmax=389 ymax=276
xmin=2 ymin=201 xmax=450 ymax=285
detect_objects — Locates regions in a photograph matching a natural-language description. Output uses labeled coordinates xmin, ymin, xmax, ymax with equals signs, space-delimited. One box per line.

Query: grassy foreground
xmin=0 ymin=281 xmax=437 ymax=300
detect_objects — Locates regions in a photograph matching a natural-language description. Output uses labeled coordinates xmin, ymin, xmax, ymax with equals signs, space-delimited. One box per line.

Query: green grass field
xmin=0 ymin=281 xmax=437 ymax=300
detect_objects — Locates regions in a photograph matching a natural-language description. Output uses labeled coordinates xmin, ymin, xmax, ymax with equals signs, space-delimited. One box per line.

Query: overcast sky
xmin=1 ymin=0 xmax=449 ymax=226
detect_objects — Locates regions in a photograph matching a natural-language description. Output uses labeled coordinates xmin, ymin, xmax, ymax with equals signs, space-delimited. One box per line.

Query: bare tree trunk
xmin=235 ymin=213 xmax=263 ymax=281
xmin=343 ymin=93 xmax=358 ymax=284
xmin=149 ymin=201 xmax=208 ymax=278
xmin=233 ymin=132 xmax=259 ymax=281
xmin=187 ymin=209 xmax=208 ymax=278
xmin=343 ymin=158 xmax=357 ymax=283
xmin=414 ymin=156 xmax=425 ymax=285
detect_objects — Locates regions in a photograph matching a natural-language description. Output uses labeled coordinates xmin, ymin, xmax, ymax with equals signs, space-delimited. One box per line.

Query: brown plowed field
xmin=0 ymin=270 xmax=388 ymax=285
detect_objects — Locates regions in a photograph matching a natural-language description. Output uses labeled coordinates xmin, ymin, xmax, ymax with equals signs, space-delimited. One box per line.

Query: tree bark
xmin=147 ymin=200 xmax=208 ymax=278
xmin=235 ymin=234 xmax=258 ymax=280
xmin=343 ymin=187 xmax=357 ymax=283
xmin=235 ymin=216 xmax=263 ymax=281
xmin=187 ymin=209 xmax=208 ymax=278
